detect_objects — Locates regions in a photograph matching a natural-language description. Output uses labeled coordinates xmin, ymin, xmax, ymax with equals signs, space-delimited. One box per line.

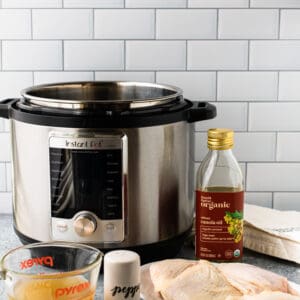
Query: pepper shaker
xmin=104 ymin=250 xmax=140 ymax=300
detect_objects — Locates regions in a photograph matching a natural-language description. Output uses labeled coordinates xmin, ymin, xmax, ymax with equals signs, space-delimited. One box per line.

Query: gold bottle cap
xmin=207 ymin=128 xmax=234 ymax=150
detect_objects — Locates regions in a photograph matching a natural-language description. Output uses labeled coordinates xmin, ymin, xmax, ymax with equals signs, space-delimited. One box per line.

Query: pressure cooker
xmin=0 ymin=81 xmax=216 ymax=262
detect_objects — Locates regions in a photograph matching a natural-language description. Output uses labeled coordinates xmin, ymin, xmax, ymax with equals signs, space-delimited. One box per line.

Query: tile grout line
xmin=275 ymin=131 xmax=278 ymax=162
xmin=216 ymin=8 xmax=219 ymax=39
xmin=0 ymin=40 xmax=2 ymax=71
xmin=92 ymin=8 xmax=95 ymax=39
xmin=276 ymin=9 xmax=281 ymax=105
xmin=154 ymin=8 xmax=157 ymax=39
xmin=247 ymin=40 xmax=250 ymax=71
xmin=276 ymin=71 xmax=280 ymax=102
xmin=4 ymin=162 xmax=7 ymax=192
xmin=246 ymin=102 xmax=250 ymax=132
xmin=124 ymin=40 xmax=126 ymax=71
xmin=278 ymin=8 xmax=281 ymax=40
xmin=215 ymin=71 xmax=218 ymax=101
xmin=30 ymin=9 xmax=33 ymax=40
xmin=185 ymin=40 xmax=188 ymax=71
xmin=62 ymin=40 xmax=64 ymax=71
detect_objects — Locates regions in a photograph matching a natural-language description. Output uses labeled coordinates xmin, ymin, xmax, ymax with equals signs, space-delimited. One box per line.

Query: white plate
xmin=140 ymin=263 xmax=300 ymax=300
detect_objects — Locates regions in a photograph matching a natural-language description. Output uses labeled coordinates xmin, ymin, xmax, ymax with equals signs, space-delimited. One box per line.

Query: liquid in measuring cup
xmin=8 ymin=276 xmax=95 ymax=300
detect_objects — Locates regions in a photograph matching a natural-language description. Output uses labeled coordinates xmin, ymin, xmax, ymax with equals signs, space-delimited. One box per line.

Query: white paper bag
xmin=244 ymin=204 xmax=300 ymax=264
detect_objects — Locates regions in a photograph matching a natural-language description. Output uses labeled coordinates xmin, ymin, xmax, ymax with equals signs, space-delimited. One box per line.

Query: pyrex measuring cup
xmin=0 ymin=242 xmax=103 ymax=300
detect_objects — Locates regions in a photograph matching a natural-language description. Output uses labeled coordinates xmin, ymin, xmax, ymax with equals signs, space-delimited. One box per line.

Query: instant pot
xmin=0 ymin=81 xmax=216 ymax=262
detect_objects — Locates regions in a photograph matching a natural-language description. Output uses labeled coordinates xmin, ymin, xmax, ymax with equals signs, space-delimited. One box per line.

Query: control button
xmin=56 ymin=221 xmax=68 ymax=232
xmin=105 ymin=223 xmax=116 ymax=231
xmin=74 ymin=215 xmax=97 ymax=237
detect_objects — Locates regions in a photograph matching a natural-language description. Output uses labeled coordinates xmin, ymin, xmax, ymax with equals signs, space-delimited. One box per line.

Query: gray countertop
xmin=0 ymin=214 xmax=299 ymax=299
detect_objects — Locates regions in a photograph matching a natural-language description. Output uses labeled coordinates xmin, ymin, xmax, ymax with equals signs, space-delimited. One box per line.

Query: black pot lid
xmin=21 ymin=81 xmax=183 ymax=110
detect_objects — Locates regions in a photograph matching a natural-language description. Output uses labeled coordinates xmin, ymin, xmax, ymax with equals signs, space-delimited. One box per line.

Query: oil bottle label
xmin=195 ymin=190 xmax=244 ymax=261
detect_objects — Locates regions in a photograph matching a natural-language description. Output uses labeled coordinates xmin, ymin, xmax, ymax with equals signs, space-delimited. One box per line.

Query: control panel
xmin=49 ymin=133 xmax=126 ymax=243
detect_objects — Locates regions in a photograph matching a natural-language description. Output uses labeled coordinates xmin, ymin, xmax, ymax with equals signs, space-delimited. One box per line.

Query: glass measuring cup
xmin=0 ymin=242 xmax=103 ymax=300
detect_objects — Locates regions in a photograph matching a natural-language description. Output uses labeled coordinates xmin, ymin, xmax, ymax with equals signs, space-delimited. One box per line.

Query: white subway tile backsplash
xmin=273 ymin=193 xmax=300 ymax=211
xmin=277 ymin=133 xmax=300 ymax=161
xmin=247 ymin=163 xmax=300 ymax=191
xmin=95 ymin=71 xmax=155 ymax=82
xmin=280 ymin=10 xmax=300 ymax=39
xmin=0 ymin=10 xmax=31 ymax=39
xmin=218 ymin=72 xmax=278 ymax=101
xmin=34 ymin=72 xmax=94 ymax=85
xmin=126 ymin=0 xmax=186 ymax=8
xmin=245 ymin=192 xmax=273 ymax=208
xmin=194 ymin=132 xmax=274 ymax=162
xmin=126 ymin=41 xmax=186 ymax=70
xmin=33 ymin=9 xmax=93 ymax=39
xmin=2 ymin=3 xmax=300 ymax=213
xmin=234 ymin=132 xmax=276 ymax=162
xmin=2 ymin=41 xmax=62 ymax=71
xmin=250 ymin=41 xmax=300 ymax=70
xmin=279 ymin=72 xmax=300 ymax=101
xmin=64 ymin=41 xmax=124 ymax=70
xmin=196 ymin=132 xmax=276 ymax=162
xmin=196 ymin=102 xmax=248 ymax=131
xmin=0 ymin=193 xmax=12 ymax=214
xmin=249 ymin=103 xmax=300 ymax=131
xmin=95 ymin=9 xmax=154 ymax=39
xmin=0 ymin=133 xmax=11 ymax=162
xmin=251 ymin=0 xmax=300 ymax=8
xmin=156 ymin=72 xmax=216 ymax=101
xmin=156 ymin=9 xmax=217 ymax=39
xmin=5 ymin=163 xmax=11 ymax=192
xmin=0 ymin=72 xmax=33 ymax=99
xmin=188 ymin=41 xmax=248 ymax=70
xmin=2 ymin=0 xmax=62 ymax=8
xmin=64 ymin=0 xmax=124 ymax=7
xmin=219 ymin=9 xmax=279 ymax=39
xmin=189 ymin=0 xmax=248 ymax=7
xmin=0 ymin=163 xmax=6 ymax=192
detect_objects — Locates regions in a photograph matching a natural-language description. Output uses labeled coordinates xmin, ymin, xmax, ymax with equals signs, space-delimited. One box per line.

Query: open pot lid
xmin=21 ymin=81 xmax=183 ymax=110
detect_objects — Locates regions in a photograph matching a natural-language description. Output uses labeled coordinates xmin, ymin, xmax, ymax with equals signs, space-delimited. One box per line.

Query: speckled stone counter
xmin=0 ymin=214 xmax=299 ymax=299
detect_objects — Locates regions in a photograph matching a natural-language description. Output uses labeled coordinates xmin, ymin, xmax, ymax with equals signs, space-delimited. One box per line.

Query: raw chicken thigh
xmin=141 ymin=259 xmax=300 ymax=300
xmin=152 ymin=260 xmax=242 ymax=300
xmin=217 ymin=263 xmax=289 ymax=294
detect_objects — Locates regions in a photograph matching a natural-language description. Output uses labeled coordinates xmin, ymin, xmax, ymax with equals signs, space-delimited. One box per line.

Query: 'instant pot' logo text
xmin=65 ymin=139 xmax=103 ymax=148
xmin=20 ymin=256 xmax=54 ymax=270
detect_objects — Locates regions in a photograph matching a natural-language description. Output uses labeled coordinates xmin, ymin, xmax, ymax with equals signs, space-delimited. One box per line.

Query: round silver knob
xmin=74 ymin=215 xmax=97 ymax=237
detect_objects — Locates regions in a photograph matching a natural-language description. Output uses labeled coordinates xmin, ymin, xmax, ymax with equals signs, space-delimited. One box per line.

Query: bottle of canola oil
xmin=195 ymin=128 xmax=244 ymax=261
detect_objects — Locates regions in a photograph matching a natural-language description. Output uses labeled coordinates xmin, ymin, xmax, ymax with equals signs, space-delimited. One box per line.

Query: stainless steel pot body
xmin=11 ymin=119 xmax=195 ymax=248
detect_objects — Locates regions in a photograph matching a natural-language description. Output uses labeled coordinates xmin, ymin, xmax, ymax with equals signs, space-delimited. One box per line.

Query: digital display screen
xmin=50 ymin=148 xmax=122 ymax=220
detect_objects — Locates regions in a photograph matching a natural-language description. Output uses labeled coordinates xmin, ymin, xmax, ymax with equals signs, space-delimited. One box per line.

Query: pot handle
xmin=0 ymin=98 xmax=17 ymax=119
xmin=186 ymin=101 xmax=216 ymax=123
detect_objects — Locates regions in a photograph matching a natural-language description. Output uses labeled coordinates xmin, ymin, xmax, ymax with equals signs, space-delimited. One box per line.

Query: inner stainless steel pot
xmin=21 ymin=81 xmax=183 ymax=110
